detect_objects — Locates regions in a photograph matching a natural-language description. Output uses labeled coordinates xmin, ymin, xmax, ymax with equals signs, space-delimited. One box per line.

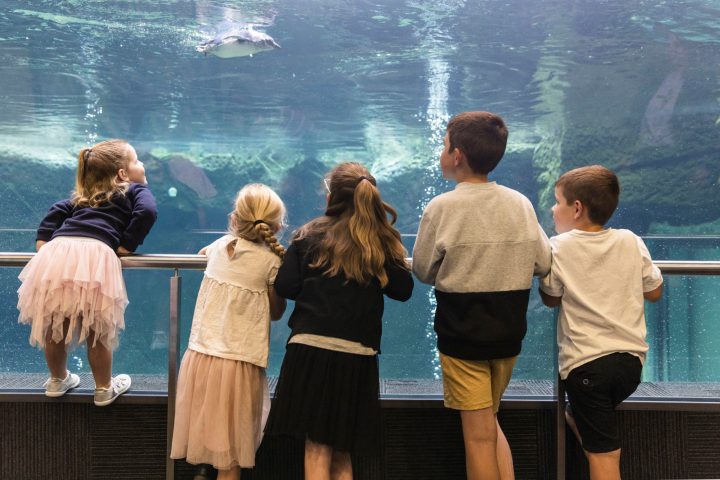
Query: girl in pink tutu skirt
xmin=17 ymin=139 xmax=157 ymax=406
xmin=171 ymin=184 xmax=287 ymax=480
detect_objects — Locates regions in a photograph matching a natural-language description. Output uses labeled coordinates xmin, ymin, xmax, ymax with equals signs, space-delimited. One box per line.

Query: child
xmin=265 ymin=162 xmax=413 ymax=479
xmin=413 ymin=111 xmax=551 ymax=480
xmin=539 ymin=165 xmax=663 ymax=480
xmin=17 ymin=139 xmax=157 ymax=406
xmin=171 ymin=184 xmax=287 ymax=480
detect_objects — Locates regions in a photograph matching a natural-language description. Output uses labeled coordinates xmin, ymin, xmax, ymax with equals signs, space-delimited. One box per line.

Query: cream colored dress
xmin=171 ymin=235 xmax=280 ymax=469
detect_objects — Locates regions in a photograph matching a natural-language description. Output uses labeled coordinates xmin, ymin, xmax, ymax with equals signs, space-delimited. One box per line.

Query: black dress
xmin=265 ymin=235 xmax=413 ymax=454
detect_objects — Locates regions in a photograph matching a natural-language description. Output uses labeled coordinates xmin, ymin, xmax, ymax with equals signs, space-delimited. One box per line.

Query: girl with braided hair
xmin=171 ymin=184 xmax=287 ymax=480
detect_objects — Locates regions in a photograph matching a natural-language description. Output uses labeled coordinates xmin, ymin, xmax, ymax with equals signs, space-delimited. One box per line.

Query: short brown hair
xmin=446 ymin=111 xmax=508 ymax=174
xmin=556 ymin=165 xmax=620 ymax=226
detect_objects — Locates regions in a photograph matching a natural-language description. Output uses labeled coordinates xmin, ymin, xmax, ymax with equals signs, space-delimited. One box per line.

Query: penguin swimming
xmin=196 ymin=27 xmax=280 ymax=58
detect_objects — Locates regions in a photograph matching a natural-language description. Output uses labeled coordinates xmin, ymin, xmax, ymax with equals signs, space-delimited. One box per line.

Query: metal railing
xmin=2 ymin=252 xmax=720 ymax=479
xmin=3 ymin=252 xmax=720 ymax=274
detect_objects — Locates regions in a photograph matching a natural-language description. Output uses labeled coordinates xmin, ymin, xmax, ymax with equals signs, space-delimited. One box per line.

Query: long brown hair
xmin=72 ymin=139 xmax=132 ymax=208
xmin=296 ymin=162 xmax=408 ymax=287
xmin=229 ymin=184 xmax=286 ymax=258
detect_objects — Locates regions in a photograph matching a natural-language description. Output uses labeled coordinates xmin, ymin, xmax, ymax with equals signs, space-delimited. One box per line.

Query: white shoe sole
xmin=45 ymin=375 xmax=81 ymax=397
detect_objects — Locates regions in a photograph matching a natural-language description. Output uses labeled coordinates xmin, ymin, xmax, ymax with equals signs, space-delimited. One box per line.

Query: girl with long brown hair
xmin=266 ymin=162 xmax=413 ymax=479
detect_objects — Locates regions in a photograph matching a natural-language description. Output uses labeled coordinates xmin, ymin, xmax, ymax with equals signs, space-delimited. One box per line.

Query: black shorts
xmin=563 ymin=352 xmax=642 ymax=453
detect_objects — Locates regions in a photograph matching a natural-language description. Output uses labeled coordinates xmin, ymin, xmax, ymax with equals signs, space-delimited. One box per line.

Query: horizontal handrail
xmin=2 ymin=252 xmax=720 ymax=275
xmin=0 ymin=252 xmax=207 ymax=269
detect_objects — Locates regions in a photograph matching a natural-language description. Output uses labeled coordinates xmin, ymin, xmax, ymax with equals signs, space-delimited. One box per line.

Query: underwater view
xmin=0 ymin=0 xmax=719 ymax=385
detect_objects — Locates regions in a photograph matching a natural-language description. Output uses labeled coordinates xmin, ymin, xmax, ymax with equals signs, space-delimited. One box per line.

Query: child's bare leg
xmin=216 ymin=466 xmax=241 ymax=480
xmin=565 ymin=408 xmax=583 ymax=445
xmin=86 ymin=330 xmax=112 ymax=388
xmin=586 ymin=449 xmax=621 ymax=480
xmin=460 ymin=407 xmax=501 ymax=480
xmin=44 ymin=318 xmax=69 ymax=378
xmin=305 ymin=439 xmax=332 ymax=480
xmin=496 ymin=418 xmax=515 ymax=480
xmin=330 ymin=450 xmax=352 ymax=480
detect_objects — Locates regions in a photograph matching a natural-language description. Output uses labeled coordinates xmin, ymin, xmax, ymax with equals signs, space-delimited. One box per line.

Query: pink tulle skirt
xmin=171 ymin=350 xmax=270 ymax=470
xmin=17 ymin=236 xmax=128 ymax=351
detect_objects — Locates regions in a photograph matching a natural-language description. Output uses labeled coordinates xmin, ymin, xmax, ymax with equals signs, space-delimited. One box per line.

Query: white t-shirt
xmin=188 ymin=235 xmax=281 ymax=368
xmin=540 ymin=229 xmax=663 ymax=379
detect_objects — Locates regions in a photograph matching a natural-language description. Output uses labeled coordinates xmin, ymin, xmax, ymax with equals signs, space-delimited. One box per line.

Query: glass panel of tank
xmin=1 ymin=1 xmax=719 ymax=389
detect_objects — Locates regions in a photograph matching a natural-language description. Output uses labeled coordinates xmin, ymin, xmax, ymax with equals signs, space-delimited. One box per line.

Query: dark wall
xmin=1 ymin=402 xmax=718 ymax=479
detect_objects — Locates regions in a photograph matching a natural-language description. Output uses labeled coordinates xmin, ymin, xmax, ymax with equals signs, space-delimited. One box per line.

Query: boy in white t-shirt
xmin=539 ymin=165 xmax=663 ymax=480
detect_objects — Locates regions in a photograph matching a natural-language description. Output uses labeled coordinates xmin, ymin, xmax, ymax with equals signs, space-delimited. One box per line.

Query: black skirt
xmin=265 ymin=343 xmax=381 ymax=455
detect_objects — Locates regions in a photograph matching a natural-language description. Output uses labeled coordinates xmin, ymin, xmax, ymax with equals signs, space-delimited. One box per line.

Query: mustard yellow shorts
xmin=439 ymin=353 xmax=517 ymax=413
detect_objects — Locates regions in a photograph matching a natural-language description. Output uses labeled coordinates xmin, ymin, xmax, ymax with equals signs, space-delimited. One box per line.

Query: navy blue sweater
xmin=36 ymin=183 xmax=157 ymax=252
xmin=275 ymin=235 xmax=414 ymax=352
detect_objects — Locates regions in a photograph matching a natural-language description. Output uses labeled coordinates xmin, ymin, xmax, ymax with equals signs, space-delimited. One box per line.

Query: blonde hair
xmin=229 ymin=184 xmax=286 ymax=258
xmin=72 ymin=139 xmax=132 ymax=208
xmin=296 ymin=162 xmax=408 ymax=287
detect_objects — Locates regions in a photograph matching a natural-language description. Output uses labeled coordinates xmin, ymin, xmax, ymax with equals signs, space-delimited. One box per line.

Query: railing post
xmin=166 ymin=270 xmax=181 ymax=480
xmin=556 ymin=373 xmax=566 ymax=479
xmin=554 ymin=304 xmax=566 ymax=479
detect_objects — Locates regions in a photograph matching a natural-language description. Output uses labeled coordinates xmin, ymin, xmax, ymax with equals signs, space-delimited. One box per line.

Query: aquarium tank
xmin=0 ymin=0 xmax=718 ymax=391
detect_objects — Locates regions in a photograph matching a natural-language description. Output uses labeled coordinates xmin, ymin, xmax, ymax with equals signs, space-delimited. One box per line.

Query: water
xmin=1 ymin=0 xmax=719 ymax=383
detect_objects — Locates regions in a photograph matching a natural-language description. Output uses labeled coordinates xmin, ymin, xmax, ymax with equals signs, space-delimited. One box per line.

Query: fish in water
xmin=639 ymin=33 xmax=687 ymax=147
xmin=196 ymin=27 xmax=280 ymax=58
xmin=167 ymin=156 xmax=217 ymax=199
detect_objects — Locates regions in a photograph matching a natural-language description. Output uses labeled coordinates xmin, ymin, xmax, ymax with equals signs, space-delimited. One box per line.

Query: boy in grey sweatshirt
xmin=413 ymin=111 xmax=551 ymax=480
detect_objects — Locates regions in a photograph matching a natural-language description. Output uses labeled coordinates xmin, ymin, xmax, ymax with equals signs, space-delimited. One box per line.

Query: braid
xmin=254 ymin=223 xmax=285 ymax=259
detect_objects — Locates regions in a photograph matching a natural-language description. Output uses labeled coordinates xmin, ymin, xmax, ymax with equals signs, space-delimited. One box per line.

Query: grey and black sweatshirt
xmin=412 ymin=182 xmax=551 ymax=360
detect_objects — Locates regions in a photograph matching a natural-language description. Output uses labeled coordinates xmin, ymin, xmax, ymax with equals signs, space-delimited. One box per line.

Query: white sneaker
xmin=44 ymin=371 xmax=81 ymax=397
xmin=94 ymin=374 xmax=132 ymax=407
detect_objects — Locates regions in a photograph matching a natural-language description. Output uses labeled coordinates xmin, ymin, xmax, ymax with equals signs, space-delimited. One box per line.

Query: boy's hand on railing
xmin=117 ymin=246 xmax=132 ymax=255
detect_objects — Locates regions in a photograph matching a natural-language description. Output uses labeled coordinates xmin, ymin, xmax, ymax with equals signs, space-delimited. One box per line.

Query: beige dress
xmin=171 ymin=235 xmax=280 ymax=469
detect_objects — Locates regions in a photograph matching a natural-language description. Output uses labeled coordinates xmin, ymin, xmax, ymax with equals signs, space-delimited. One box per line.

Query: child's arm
xmin=539 ymin=289 xmax=562 ymax=307
xmin=637 ymin=235 xmax=664 ymax=304
xmin=119 ymin=184 xmax=158 ymax=252
xmin=268 ymin=285 xmax=287 ymax=320
xmin=382 ymin=262 xmax=414 ymax=301
xmin=274 ymin=242 xmax=302 ymax=300
xmin=412 ymin=211 xmax=443 ymax=285
xmin=644 ymin=284 xmax=663 ymax=303
xmin=36 ymin=200 xmax=74 ymax=246
xmin=534 ymin=223 xmax=552 ymax=277
xmin=538 ymin=241 xmax=563 ymax=308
